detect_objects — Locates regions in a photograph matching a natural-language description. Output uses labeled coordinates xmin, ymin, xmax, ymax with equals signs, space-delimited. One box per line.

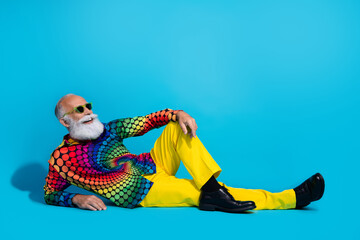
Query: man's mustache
xmin=78 ymin=114 xmax=98 ymax=124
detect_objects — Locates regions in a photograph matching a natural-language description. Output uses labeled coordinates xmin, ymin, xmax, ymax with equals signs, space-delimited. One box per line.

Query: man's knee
xmin=165 ymin=121 xmax=181 ymax=132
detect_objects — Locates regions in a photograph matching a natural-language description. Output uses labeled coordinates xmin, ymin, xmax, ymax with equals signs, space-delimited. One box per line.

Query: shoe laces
xmin=220 ymin=184 xmax=236 ymax=201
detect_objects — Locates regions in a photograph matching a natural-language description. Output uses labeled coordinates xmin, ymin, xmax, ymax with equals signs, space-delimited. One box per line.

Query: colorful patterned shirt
xmin=44 ymin=109 xmax=180 ymax=209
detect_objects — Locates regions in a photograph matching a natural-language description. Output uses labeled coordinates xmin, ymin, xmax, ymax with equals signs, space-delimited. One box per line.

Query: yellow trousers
xmin=139 ymin=122 xmax=296 ymax=210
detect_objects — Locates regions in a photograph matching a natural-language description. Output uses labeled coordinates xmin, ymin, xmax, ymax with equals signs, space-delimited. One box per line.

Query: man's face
xmin=61 ymin=95 xmax=94 ymax=123
xmin=60 ymin=95 xmax=104 ymax=141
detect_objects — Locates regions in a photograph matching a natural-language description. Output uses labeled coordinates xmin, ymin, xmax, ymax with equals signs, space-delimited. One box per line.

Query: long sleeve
xmin=105 ymin=108 xmax=180 ymax=139
xmin=44 ymin=162 xmax=77 ymax=207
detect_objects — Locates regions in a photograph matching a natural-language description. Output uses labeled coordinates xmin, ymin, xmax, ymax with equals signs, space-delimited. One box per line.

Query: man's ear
xmin=60 ymin=118 xmax=70 ymax=128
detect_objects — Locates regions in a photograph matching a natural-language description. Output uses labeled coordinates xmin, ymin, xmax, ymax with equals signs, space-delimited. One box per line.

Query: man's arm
xmin=44 ymin=163 xmax=106 ymax=211
xmin=44 ymin=163 xmax=76 ymax=207
xmin=106 ymin=108 xmax=181 ymax=139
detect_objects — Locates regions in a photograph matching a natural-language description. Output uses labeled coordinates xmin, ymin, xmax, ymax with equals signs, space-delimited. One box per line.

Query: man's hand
xmin=176 ymin=111 xmax=198 ymax=138
xmin=72 ymin=194 xmax=107 ymax=211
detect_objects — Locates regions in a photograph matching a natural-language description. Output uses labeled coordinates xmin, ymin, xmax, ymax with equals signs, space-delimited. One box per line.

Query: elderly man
xmin=44 ymin=94 xmax=325 ymax=212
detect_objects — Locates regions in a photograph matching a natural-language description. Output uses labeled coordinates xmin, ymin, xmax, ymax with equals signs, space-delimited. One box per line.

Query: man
xmin=44 ymin=94 xmax=325 ymax=213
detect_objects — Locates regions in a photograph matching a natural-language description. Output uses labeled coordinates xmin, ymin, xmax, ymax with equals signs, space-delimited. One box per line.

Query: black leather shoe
xmin=294 ymin=173 xmax=325 ymax=208
xmin=199 ymin=186 xmax=256 ymax=213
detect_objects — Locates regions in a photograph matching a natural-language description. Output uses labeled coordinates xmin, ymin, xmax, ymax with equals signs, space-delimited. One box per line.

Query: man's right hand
xmin=72 ymin=194 xmax=107 ymax=211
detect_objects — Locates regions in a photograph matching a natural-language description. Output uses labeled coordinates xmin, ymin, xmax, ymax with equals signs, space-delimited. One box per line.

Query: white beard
xmin=64 ymin=113 xmax=104 ymax=141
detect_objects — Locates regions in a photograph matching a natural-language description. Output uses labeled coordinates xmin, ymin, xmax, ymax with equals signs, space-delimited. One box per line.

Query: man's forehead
xmin=62 ymin=95 xmax=87 ymax=109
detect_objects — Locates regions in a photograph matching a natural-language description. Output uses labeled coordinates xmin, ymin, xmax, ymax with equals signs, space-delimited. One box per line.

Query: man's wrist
xmin=71 ymin=194 xmax=80 ymax=207
xmin=175 ymin=110 xmax=184 ymax=121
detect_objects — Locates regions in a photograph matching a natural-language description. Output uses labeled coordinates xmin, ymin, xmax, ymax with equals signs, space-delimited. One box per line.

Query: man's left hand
xmin=176 ymin=111 xmax=198 ymax=138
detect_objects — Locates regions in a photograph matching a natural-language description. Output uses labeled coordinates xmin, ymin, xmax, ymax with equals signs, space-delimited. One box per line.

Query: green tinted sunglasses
xmin=62 ymin=102 xmax=92 ymax=117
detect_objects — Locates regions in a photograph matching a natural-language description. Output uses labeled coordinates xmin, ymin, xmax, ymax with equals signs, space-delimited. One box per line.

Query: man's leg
xmin=225 ymin=186 xmax=296 ymax=210
xmin=145 ymin=122 xmax=253 ymax=212
xmin=145 ymin=123 xmax=255 ymax=212
xmin=149 ymin=121 xmax=221 ymax=189
xmin=140 ymin=169 xmax=296 ymax=209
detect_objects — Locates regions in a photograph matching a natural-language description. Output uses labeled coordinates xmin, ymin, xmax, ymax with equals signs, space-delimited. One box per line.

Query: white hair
xmin=55 ymin=93 xmax=76 ymax=120
xmin=64 ymin=113 xmax=104 ymax=140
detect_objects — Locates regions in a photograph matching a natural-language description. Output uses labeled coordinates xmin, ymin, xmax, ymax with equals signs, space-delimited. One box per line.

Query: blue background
xmin=1 ymin=0 xmax=359 ymax=239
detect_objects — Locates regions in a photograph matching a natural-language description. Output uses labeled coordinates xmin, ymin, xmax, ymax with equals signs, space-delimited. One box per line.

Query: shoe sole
xmin=199 ymin=203 xmax=256 ymax=213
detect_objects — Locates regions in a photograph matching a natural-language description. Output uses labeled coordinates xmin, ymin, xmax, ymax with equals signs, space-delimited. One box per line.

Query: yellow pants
xmin=139 ymin=122 xmax=296 ymax=210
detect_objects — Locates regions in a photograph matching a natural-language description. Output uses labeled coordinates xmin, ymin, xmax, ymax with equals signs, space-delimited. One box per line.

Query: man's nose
xmin=84 ymin=107 xmax=92 ymax=115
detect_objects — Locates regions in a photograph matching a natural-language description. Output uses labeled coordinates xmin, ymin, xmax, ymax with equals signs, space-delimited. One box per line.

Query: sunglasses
xmin=62 ymin=102 xmax=93 ymax=117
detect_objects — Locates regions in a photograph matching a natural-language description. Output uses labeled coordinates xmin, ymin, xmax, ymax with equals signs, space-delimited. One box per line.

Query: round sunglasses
xmin=62 ymin=102 xmax=92 ymax=117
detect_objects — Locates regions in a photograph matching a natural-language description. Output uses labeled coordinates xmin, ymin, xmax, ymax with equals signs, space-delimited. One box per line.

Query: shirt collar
xmin=63 ymin=134 xmax=82 ymax=145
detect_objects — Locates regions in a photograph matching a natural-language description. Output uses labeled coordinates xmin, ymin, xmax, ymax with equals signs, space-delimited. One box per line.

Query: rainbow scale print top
xmin=44 ymin=109 xmax=179 ymax=208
